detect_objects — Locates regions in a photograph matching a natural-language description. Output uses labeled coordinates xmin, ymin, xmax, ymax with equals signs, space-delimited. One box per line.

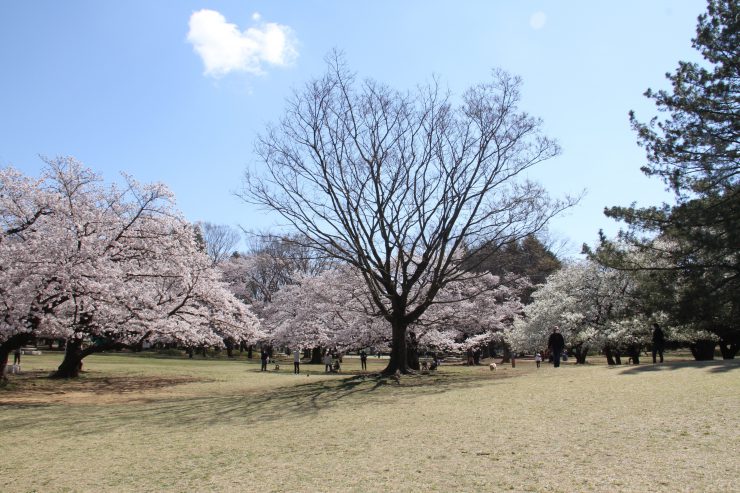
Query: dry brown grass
xmin=1 ymin=353 xmax=738 ymax=492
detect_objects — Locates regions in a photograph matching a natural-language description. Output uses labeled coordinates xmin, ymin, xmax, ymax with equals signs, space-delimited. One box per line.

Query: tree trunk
xmin=225 ymin=338 xmax=234 ymax=358
xmin=51 ymin=339 xmax=84 ymax=379
xmin=247 ymin=345 xmax=253 ymax=359
xmin=603 ymin=347 xmax=616 ymax=366
xmin=383 ymin=320 xmax=409 ymax=374
xmin=0 ymin=350 xmax=8 ymax=382
xmin=572 ymin=345 xmax=588 ymax=364
xmin=718 ymin=338 xmax=737 ymax=360
xmin=628 ymin=344 xmax=641 ymax=365
xmin=501 ymin=343 xmax=511 ymax=364
xmin=406 ymin=332 xmax=420 ymax=371
xmin=690 ymin=340 xmax=716 ymax=360
xmin=614 ymin=354 xmax=622 ymax=365
xmin=310 ymin=347 xmax=323 ymax=364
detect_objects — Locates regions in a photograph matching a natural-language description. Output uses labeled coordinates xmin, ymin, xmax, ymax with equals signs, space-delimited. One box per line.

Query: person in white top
xmin=323 ymin=352 xmax=333 ymax=373
xmin=293 ymin=349 xmax=301 ymax=374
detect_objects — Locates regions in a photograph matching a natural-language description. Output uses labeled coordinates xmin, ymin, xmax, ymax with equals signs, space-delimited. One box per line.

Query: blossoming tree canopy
xmin=262 ymin=264 xmax=527 ymax=357
xmin=0 ymin=157 xmax=261 ymax=378
xmin=510 ymin=261 xmax=650 ymax=364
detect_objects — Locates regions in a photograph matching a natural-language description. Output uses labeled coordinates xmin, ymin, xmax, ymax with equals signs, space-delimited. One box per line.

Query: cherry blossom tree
xmin=263 ymin=266 xmax=388 ymax=353
xmin=510 ymin=261 xmax=654 ymax=364
xmin=417 ymin=273 xmax=528 ymax=359
xmin=0 ymin=167 xmax=57 ymax=377
xmin=0 ymin=157 xmax=261 ymax=378
xmin=262 ymin=265 xmax=527 ymax=368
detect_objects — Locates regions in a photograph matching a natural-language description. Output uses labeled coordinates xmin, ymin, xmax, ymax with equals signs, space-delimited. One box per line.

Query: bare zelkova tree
xmin=197 ymin=222 xmax=241 ymax=265
xmin=240 ymin=54 xmax=576 ymax=373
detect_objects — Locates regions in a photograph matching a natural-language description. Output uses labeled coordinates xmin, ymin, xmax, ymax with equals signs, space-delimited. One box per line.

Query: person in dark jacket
xmin=652 ymin=323 xmax=665 ymax=363
xmin=548 ymin=326 xmax=565 ymax=368
xmin=260 ymin=348 xmax=269 ymax=371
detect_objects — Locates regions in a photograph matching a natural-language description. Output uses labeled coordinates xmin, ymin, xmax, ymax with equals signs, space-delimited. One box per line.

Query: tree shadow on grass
xmin=0 ymin=370 xmax=518 ymax=435
xmin=614 ymin=359 xmax=740 ymax=375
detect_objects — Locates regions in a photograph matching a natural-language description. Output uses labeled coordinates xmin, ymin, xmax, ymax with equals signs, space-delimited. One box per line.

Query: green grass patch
xmin=1 ymin=353 xmax=738 ymax=492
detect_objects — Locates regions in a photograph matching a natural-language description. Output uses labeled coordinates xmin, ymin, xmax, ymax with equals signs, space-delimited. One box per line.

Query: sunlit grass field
xmin=2 ymin=352 xmax=738 ymax=492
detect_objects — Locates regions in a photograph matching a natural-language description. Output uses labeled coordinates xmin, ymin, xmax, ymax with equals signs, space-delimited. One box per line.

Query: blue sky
xmin=0 ymin=1 xmax=707 ymax=256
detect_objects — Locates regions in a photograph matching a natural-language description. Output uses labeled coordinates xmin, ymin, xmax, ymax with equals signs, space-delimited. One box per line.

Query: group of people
xmin=322 ymin=350 xmax=343 ymax=373
xmin=259 ymin=348 xmax=374 ymax=374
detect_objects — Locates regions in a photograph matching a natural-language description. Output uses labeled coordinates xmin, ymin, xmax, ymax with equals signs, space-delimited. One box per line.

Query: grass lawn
xmin=1 ymin=352 xmax=738 ymax=492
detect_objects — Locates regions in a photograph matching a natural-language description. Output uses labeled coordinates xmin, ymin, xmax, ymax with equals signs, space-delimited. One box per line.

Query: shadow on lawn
xmin=0 ymin=370 xmax=513 ymax=434
xmin=615 ymin=359 xmax=740 ymax=375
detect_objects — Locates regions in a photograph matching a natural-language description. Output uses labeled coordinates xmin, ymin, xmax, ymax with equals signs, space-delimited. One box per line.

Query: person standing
xmin=323 ymin=351 xmax=333 ymax=373
xmin=293 ymin=349 xmax=301 ymax=374
xmin=652 ymin=323 xmax=665 ymax=363
xmin=13 ymin=347 xmax=21 ymax=366
xmin=548 ymin=326 xmax=565 ymax=368
xmin=260 ymin=348 xmax=269 ymax=372
xmin=360 ymin=350 xmax=367 ymax=371
xmin=535 ymin=352 xmax=542 ymax=368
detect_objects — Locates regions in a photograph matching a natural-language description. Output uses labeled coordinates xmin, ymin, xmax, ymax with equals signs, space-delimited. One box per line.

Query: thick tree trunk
xmin=690 ymin=340 xmax=716 ymax=360
xmin=406 ymin=332 xmax=420 ymax=371
xmin=225 ymin=338 xmax=234 ymax=358
xmin=247 ymin=345 xmax=253 ymax=359
xmin=603 ymin=347 xmax=616 ymax=366
xmin=310 ymin=347 xmax=323 ymax=364
xmin=52 ymin=339 xmax=131 ymax=378
xmin=501 ymin=343 xmax=511 ymax=364
xmin=718 ymin=338 xmax=737 ymax=360
xmin=0 ymin=350 xmax=7 ymax=382
xmin=51 ymin=339 xmax=84 ymax=379
xmin=572 ymin=345 xmax=588 ymax=364
xmin=627 ymin=344 xmax=641 ymax=365
xmin=614 ymin=354 xmax=622 ymax=365
xmin=383 ymin=320 xmax=410 ymax=374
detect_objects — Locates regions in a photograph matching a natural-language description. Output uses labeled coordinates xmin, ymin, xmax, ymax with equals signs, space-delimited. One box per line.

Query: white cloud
xmin=187 ymin=9 xmax=298 ymax=78
xmin=529 ymin=11 xmax=547 ymax=30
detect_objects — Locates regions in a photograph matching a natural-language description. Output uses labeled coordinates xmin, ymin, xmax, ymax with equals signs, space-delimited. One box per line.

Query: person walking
xmin=260 ymin=348 xmax=269 ymax=371
xmin=293 ymin=349 xmax=301 ymax=374
xmin=548 ymin=326 xmax=566 ymax=368
xmin=652 ymin=323 xmax=665 ymax=363
xmin=360 ymin=350 xmax=368 ymax=371
xmin=535 ymin=352 xmax=542 ymax=368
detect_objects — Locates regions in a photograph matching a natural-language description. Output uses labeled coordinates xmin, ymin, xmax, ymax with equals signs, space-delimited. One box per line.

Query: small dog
xmin=489 ymin=362 xmax=497 ymax=371
xmin=274 ymin=364 xmax=280 ymax=370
